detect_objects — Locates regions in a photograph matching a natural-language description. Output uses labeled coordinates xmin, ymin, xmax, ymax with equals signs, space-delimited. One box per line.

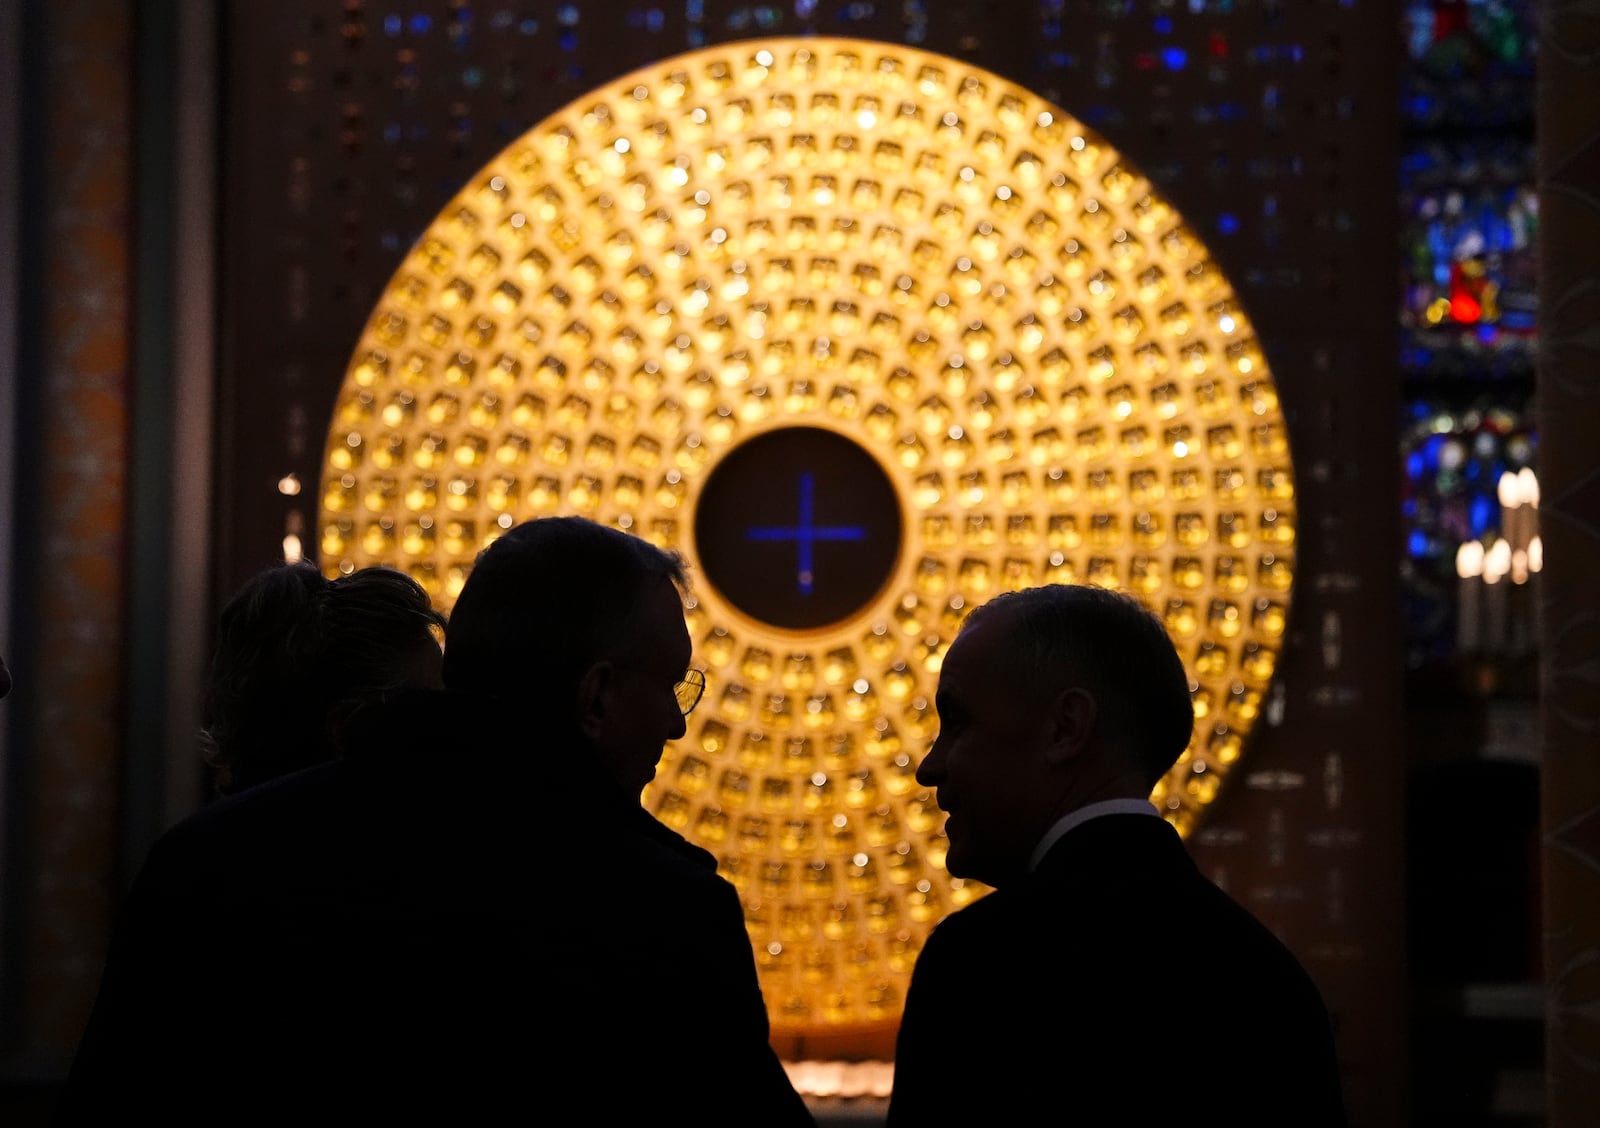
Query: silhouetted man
xmin=62 ymin=518 xmax=812 ymax=1126
xmin=888 ymin=584 xmax=1345 ymax=1126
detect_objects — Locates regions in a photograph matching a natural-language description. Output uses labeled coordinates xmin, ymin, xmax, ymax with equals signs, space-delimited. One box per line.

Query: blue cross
xmin=746 ymin=472 xmax=867 ymax=594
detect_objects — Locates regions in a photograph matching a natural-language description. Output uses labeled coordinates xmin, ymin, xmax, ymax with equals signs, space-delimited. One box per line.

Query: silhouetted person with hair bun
xmin=59 ymin=562 xmax=447 ymax=1123
xmin=201 ymin=562 xmax=446 ymax=794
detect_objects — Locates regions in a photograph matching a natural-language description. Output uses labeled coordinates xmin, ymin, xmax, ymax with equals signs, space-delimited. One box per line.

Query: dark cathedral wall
xmin=0 ymin=2 xmax=1406 ymax=1124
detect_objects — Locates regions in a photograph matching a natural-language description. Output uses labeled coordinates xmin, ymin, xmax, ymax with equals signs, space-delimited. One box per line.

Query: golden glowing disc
xmin=320 ymin=38 xmax=1296 ymax=1044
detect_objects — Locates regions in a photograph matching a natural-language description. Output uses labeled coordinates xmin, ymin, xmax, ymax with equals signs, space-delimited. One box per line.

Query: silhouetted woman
xmin=202 ymin=562 xmax=446 ymax=794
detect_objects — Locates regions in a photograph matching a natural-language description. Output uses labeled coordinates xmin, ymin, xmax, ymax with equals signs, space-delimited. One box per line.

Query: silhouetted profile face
xmin=584 ymin=577 xmax=693 ymax=798
xmin=917 ymin=607 xmax=1066 ymax=888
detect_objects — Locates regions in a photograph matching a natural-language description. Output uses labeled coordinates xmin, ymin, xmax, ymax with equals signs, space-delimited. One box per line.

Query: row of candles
xmin=1455 ymin=467 xmax=1540 ymax=657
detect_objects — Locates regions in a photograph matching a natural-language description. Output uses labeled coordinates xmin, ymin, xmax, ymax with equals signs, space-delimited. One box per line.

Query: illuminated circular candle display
xmin=319 ymin=38 xmax=1297 ymax=1042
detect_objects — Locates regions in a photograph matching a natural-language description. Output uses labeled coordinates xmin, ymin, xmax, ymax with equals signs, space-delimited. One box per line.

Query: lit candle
xmin=1510 ymin=546 xmax=1531 ymax=656
xmin=1456 ymin=539 xmax=1484 ymax=654
xmin=1528 ymin=534 xmax=1543 ymax=655
xmin=1497 ymin=470 xmax=1524 ymax=553
xmin=1483 ymin=538 xmax=1512 ymax=655
xmin=1520 ymin=467 xmax=1539 ymax=549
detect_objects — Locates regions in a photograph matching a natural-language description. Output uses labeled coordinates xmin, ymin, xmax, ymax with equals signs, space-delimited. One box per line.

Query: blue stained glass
xmin=518 ymin=18 xmax=538 ymax=34
xmin=384 ymin=14 xmax=402 ymax=35
xmin=757 ymin=6 xmax=782 ymax=28
xmin=1422 ymin=434 xmax=1443 ymax=471
xmin=1406 ymin=451 xmax=1426 ymax=480
xmin=796 ymin=0 xmax=818 ymax=16
xmin=1218 ymin=212 xmax=1239 ymax=234
xmin=1469 ymin=494 xmax=1496 ymax=536
xmin=560 ymin=30 xmax=577 ymax=50
xmin=1154 ymin=16 xmax=1173 ymax=32
xmin=1477 ymin=323 xmax=1499 ymax=344
xmin=648 ymin=8 xmax=666 ymax=30
xmin=1162 ymin=47 xmax=1188 ymax=70
xmin=409 ymin=14 xmax=432 ymax=34
xmin=1409 ymin=530 xmax=1430 ymax=557
xmin=1410 ymin=401 xmax=1432 ymax=421
xmin=1217 ymin=102 xmax=1243 ymax=121
xmin=1403 ymin=499 xmax=1418 ymax=518
xmin=1464 ymin=460 xmax=1482 ymax=483
xmin=1501 ymin=306 xmax=1535 ymax=331
xmin=557 ymin=4 xmax=580 ymax=24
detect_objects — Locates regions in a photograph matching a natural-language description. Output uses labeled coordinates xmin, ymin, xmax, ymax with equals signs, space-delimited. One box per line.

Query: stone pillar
xmin=0 ymin=0 xmax=133 ymax=1074
xmin=1537 ymin=3 xmax=1600 ymax=1123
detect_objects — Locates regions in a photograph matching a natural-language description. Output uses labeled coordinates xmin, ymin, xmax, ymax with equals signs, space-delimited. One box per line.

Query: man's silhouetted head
xmin=443 ymin=516 xmax=698 ymax=795
xmin=916 ymin=584 xmax=1194 ymax=886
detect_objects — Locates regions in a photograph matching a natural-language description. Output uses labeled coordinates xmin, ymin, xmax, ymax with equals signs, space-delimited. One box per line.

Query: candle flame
xmin=1483 ymin=538 xmax=1512 ymax=584
xmin=1497 ymin=470 xmax=1519 ymax=509
xmin=1456 ymin=539 xmax=1485 ymax=579
xmin=1517 ymin=466 xmax=1539 ymax=509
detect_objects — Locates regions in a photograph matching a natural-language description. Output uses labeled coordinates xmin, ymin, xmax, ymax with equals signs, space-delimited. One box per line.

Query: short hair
xmin=961 ymin=584 xmax=1195 ymax=786
xmin=441 ymin=516 xmax=688 ymax=704
xmin=203 ymin=563 xmax=446 ymax=794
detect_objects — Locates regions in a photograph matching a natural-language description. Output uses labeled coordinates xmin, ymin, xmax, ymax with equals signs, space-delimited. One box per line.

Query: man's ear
xmin=1042 ymin=686 xmax=1096 ymax=766
xmin=576 ymin=660 xmax=618 ymax=741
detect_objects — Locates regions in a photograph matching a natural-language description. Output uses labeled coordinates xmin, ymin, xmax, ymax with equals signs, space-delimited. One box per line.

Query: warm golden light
xmin=319 ymin=38 xmax=1297 ymax=1043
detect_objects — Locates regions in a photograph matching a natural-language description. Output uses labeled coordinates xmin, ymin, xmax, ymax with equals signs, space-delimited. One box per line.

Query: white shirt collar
xmin=1027 ymin=797 xmax=1161 ymax=872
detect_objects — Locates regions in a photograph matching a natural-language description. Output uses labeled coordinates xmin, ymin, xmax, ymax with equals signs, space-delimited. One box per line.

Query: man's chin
xmin=942 ymin=838 xmax=972 ymax=880
xmin=631 ymin=765 xmax=660 ymax=799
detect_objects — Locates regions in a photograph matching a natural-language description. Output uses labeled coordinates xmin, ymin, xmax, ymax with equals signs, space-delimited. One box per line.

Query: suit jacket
xmin=60 ymin=690 xmax=814 ymax=1127
xmin=887 ymin=814 xmax=1346 ymax=1126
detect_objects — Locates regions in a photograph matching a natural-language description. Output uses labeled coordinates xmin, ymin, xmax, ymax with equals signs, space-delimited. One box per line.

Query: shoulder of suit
xmin=635 ymin=813 xmax=724 ymax=873
xmin=924 ymin=888 xmax=1013 ymax=948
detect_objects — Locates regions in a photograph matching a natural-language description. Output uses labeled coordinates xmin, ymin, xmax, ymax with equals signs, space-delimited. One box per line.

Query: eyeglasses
xmin=675 ymin=668 xmax=707 ymax=716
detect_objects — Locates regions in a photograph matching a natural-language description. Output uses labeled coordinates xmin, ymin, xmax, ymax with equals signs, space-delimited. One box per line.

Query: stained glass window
xmin=1399 ymin=0 xmax=1538 ymax=667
